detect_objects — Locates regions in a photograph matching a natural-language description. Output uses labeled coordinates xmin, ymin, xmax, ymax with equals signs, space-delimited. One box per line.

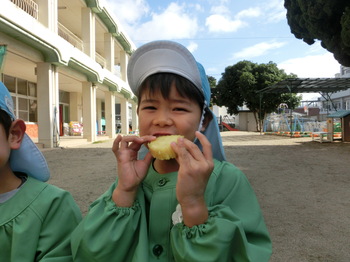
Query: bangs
xmin=138 ymin=73 xmax=205 ymax=109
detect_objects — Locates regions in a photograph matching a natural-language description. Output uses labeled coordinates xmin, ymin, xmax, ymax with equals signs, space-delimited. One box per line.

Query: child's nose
xmin=153 ymin=111 xmax=173 ymax=126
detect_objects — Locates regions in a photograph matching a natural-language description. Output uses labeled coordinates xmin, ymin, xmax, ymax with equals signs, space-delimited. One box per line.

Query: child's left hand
xmin=171 ymin=131 xmax=214 ymax=227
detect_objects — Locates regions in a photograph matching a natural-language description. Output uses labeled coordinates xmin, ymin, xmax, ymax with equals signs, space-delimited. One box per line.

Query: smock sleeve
xmin=170 ymin=161 xmax=272 ymax=262
xmin=71 ymin=181 xmax=147 ymax=262
xmin=34 ymin=186 xmax=82 ymax=261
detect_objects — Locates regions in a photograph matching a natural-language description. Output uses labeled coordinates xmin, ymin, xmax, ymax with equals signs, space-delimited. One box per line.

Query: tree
xmin=207 ymin=75 xmax=217 ymax=107
xmin=207 ymin=75 xmax=217 ymax=89
xmin=284 ymin=0 xmax=350 ymax=66
xmin=212 ymin=61 xmax=301 ymax=131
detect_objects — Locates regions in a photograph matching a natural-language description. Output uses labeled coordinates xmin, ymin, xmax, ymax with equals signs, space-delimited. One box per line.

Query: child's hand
xmin=112 ymin=134 xmax=155 ymax=207
xmin=171 ymin=131 xmax=214 ymax=226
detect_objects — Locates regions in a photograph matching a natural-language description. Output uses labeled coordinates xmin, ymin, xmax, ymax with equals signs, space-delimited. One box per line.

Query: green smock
xmin=0 ymin=176 xmax=82 ymax=261
xmin=71 ymin=160 xmax=272 ymax=261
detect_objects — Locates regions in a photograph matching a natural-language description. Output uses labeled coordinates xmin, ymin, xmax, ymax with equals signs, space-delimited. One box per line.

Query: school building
xmin=0 ymin=0 xmax=138 ymax=148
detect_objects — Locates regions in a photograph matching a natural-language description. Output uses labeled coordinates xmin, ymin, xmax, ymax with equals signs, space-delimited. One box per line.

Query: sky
xmin=104 ymin=0 xmax=342 ymax=100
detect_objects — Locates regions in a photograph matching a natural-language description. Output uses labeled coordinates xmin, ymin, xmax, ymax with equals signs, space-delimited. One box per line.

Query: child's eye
xmin=174 ymin=107 xmax=188 ymax=112
xmin=142 ymin=106 xmax=156 ymax=110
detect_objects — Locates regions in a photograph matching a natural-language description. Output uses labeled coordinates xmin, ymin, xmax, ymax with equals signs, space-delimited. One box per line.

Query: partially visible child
xmin=71 ymin=40 xmax=272 ymax=261
xmin=0 ymin=82 xmax=82 ymax=261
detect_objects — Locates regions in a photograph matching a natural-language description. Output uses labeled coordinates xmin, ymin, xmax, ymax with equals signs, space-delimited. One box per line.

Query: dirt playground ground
xmin=42 ymin=131 xmax=350 ymax=262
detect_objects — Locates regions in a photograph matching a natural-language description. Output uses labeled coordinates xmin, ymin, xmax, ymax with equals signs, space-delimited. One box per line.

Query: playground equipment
xmin=263 ymin=111 xmax=342 ymax=139
xmin=263 ymin=111 xmax=330 ymax=134
xmin=263 ymin=112 xmax=318 ymax=133
xmin=219 ymin=115 xmax=239 ymax=131
xmin=222 ymin=122 xmax=238 ymax=131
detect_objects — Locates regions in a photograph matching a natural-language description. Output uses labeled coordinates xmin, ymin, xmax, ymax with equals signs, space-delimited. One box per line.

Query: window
xmin=17 ymin=79 xmax=28 ymax=95
xmin=2 ymin=74 xmax=38 ymax=122
xmin=3 ymin=75 xmax=16 ymax=92
xmin=29 ymin=99 xmax=37 ymax=122
xmin=29 ymin=82 xmax=36 ymax=97
xmin=18 ymin=97 xmax=28 ymax=120
xmin=346 ymin=100 xmax=350 ymax=110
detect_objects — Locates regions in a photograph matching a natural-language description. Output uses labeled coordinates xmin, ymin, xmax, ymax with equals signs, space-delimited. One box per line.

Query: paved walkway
xmin=37 ymin=134 xmax=114 ymax=150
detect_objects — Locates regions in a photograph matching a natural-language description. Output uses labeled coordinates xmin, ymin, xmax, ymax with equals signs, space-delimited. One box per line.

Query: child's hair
xmin=138 ymin=73 xmax=205 ymax=109
xmin=0 ymin=109 xmax=12 ymax=138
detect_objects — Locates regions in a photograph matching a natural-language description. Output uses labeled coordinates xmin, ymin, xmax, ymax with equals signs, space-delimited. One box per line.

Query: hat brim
xmin=10 ymin=133 xmax=50 ymax=182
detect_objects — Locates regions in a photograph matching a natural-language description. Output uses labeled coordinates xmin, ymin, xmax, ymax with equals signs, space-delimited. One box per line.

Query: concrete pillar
xmin=105 ymin=91 xmax=116 ymax=138
xmin=104 ymin=33 xmax=114 ymax=71
xmin=119 ymin=50 xmax=128 ymax=82
xmin=120 ymin=98 xmax=128 ymax=134
xmin=82 ymin=82 xmax=96 ymax=142
xmin=37 ymin=0 xmax=58 ymax=33
xmin=96 ymin=98 xmax=102 ymax=134
xmin=131 ymin=102 xmax=138 ymax=133
xmin=37 ymin=62 xmax=59 ymax=148
xmin=82 ymin=7 xmax=95 ymax=59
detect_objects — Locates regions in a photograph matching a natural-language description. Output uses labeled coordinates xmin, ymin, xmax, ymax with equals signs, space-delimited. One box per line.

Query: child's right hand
xmin=111 ymin=134 xmax=155 ymax=207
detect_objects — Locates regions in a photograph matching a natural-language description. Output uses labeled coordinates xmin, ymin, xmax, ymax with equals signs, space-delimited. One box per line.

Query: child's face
xmin=138 ymin=83 xmax=202 ymax=141
xmin=0 ymin=124 xmax=11 ymax=173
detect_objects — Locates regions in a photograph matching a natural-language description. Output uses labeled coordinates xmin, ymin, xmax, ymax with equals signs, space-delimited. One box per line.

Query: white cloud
xmin=210 ymin=5 xmax=230 ymax=16
xmin=129 ymin=3 xmax=199 ymax=42
xmin=186 ymin=41 xmax=198 ymax=53
xmin=104 ymin=0 xmax=149 ymax=26
xmin=205 ymin=5 xmax=261 ymax=33
xmin=278 ymin=52 xmax=341 ymax=78
xmin=206 ymin=15 xmax=246 ymax=33
xmin=278 ymin=52 xmax=342 ymax=100
xmin=265 ymin=9 xmax=286 ymax=23
xmin=205 ymin=1 xmax=283 ymax=34
xmin=233 ymin=41 xmax=287 ymax=59
xmin=263 ymin=0 xmax=286 ymax=23
xmin=103 ymin=1 xmax=198 ymax=42
xmin=236 ymin=7 xmax=261 ymax=19
xmin=193 ymin=3 xmax=203 ymax=12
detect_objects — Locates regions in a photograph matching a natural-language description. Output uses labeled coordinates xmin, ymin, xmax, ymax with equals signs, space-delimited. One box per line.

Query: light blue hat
xmin=128 ymin=40 xmax=226 ymax=161
xmin=0 ymin=81 xmax=50 ymax=181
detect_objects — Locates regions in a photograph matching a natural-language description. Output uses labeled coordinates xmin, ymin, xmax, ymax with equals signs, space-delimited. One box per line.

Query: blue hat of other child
xmin=0 ymin=81 xmax=50 ymax=181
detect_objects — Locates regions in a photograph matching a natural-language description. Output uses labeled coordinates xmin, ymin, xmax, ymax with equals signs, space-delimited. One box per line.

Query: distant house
xmin=293 ymin=107 xmax=320 ymax=120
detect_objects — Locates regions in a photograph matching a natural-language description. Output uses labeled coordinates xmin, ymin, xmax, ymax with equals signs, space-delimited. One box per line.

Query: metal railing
xmin=58 ymin=22 xmax=84 ymax=51
xmin=10 ymin=0 xmax=38 ymax=19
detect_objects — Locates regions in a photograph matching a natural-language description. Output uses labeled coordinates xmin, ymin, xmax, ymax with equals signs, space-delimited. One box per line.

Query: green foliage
xmin=207 ymin=75 xmax=217 ymax=107
xmin=284 ymin=0 xmax=350 ymax=66
xmin=207 ymin=75 xmax=217 ymax=89
xmin=280 ymin=93 xmax=302 ymax=110
xmin=212 ymin=60 xmax=300 ymax=131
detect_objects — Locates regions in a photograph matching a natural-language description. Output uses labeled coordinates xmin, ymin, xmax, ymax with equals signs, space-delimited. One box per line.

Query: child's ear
xmin=9 ymin=119 xmax=26 ymax=150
